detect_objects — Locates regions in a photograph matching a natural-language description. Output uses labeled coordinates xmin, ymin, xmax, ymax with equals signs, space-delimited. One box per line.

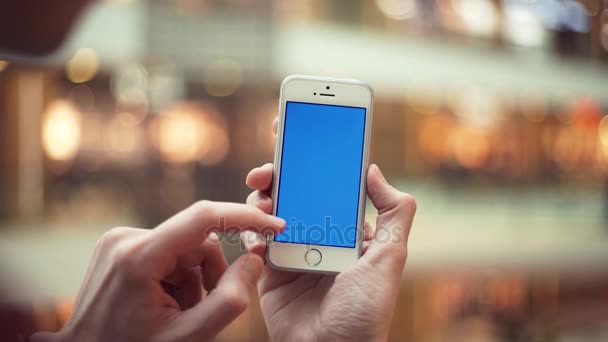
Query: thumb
xmin=362 ymin=164 xmax=416 ymax=275
xmin=171 ymin=254 xmax=263 ymax=340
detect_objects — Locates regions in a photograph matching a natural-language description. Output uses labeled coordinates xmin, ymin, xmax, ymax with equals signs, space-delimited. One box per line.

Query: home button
xmin=304 ymin=249 xmax=322 ymax=266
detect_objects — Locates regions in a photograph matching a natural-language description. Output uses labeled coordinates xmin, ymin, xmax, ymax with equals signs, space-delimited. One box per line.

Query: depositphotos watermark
xmin=207 ymin=216 xmax=404 ymax=250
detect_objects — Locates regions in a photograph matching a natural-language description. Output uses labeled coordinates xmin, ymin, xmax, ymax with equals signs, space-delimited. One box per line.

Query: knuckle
xmin=96 ymin=227 xmax=131 ymax=249
xmin=396 ymin=193 xmax=417 ymax=213
xmin=112 ymin=244 xmax=137 ymax=268
xmin=192 ymin=200 xmax=216 ymax=219
xmin=110 ymin=238 xmax=148 ymax=274
xmin=95 ymin=227 xmax=151 ymax=279
xmin=218 ymin=286 xmax=249 ymax=313
xmin=245 ymin=191 xmax=257 ymax=206
xmin=247 ymin=191 xmax=270 ymax=210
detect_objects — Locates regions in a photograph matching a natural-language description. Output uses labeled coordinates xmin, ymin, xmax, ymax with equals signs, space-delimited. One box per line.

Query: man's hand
xmin=242 ymin=162 xmax=416 ymax=341
xmin=32 ymin=201 xmax=286 ymax=342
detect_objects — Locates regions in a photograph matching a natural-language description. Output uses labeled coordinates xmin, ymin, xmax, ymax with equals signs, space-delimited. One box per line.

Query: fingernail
xmin=243 ymin=231 xmax=263 ymax=247
xmin=374 ymin=164 xmax=388 ymax=184
xmin=270 ymin=215 xmax=286 ymax=228
xmin=208 ymin=232 xmax=220 ymax=243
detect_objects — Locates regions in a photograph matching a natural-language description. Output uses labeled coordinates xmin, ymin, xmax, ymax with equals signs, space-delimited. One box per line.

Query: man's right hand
xmin=32 ymin=201 xmax=286 ymax=342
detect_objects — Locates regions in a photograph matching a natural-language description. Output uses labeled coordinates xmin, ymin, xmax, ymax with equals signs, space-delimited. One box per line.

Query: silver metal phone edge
xmin=266 ymin=74 xmax=374 ymax=274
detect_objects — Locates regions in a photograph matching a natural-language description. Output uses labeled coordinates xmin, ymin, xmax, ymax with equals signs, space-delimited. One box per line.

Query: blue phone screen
xmin=274 ymin=101 xmax=366 ymax=248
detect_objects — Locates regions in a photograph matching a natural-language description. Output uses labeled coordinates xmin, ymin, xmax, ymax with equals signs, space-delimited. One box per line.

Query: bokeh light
xmin=112 ymin=63 xmax=149 ymax=105
xmin=448 ymin=125 xmax=490 ymax=169
xmin=375 ymin=0 xmax=418 ymax=20
xmin=105 ymin=115 xmax=144 ymax=158
xmin=152 ymin=102 xmax=229 ymax=165
xmin=571 ymin=97 xmax=601 ymax=132
xmin=503 ymin=4 xmax=546 ymax=47
xmin=42 ymin=100 xmax=82 ymax=161
xmin=448 ymin=83 xmax=503 ymax=128
xmin=203 ymin=59 xmax=243 ymax=97
xmin=598 ymin=115 xmax=608 ymax=148
xmin=116 ymin=111 xmax=145 ymax=127
xmin=598 ymin=115 xmax=608 ymax=162
xmin=199 ymin=122 xmax=230 ymax=166
xmin=117 ymin=87 xmax=148 ymax=109
xmin=148 ymin=64 xmax=185 ymax=111
xmin=66 ymin=48 xmax=99 ymax=83
xmin=155 ymin=108 xmax=205 ymax=163
xmin=452 ymin=0 xmax=499 ymax=37
xmin=418 ymin=114 xmax=454 ymax=165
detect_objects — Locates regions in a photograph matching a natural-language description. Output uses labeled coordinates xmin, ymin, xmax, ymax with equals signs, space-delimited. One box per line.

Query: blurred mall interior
xmin=1 ymin=0 xmax=608 ymax=340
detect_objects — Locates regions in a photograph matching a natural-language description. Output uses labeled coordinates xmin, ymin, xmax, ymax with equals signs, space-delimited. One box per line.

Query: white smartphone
xmin=267 ymin=75 xmax=373 ymax=274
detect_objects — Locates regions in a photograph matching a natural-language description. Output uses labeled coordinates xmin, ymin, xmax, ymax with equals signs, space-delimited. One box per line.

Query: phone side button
xmin=304 ymin=249 xmax=322 ymax=266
